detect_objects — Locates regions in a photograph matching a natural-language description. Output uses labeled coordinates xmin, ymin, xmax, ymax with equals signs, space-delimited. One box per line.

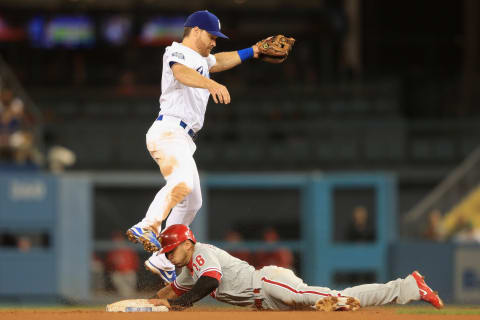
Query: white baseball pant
xmin=135 ymin=116 xmax=202 ymax=271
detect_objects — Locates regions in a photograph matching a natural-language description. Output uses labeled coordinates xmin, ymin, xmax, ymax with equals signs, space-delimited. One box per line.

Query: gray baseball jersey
xmin=171 ymin=242 xmax=421 ymax=310
xmin=172 ymin=242 xmax=257 ymax=306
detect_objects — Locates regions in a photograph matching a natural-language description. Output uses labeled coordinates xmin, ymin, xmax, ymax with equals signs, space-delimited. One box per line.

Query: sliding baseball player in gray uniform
xmin=149 ymin=224 xmax=444 ymax=311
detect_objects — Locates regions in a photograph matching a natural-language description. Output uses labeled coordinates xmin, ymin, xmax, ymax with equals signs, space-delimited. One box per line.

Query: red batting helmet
xmin=159 ymin=224 xmax=196 ymax=254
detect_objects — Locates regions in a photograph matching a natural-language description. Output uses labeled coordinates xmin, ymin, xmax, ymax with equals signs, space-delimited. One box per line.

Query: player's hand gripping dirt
xmin=148 ymin=298 xmax=171 ymax=309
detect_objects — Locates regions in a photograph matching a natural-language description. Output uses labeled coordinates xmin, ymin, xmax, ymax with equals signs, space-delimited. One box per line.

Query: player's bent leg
xmin=176 ymin=154 xmax=202 ymax=216
xmin=143 ymin=156 xmax=200 ymax=275
xmin=165 ymin=161 xmax=202 ymax=228
xmin=148 ymin=147 xmax=196 ymax=232
xmin=143 ymin=197 xmax=197 ymax=280
xmin=127 ymin=151 xmax=195 ymax=252
xmin=166 ymin=182 xmax=192 ymax=211
xmin=127 ymin=178 xmax=193 ymax=253
xmin=144 ymin=187 xmax=201 ymax=280
xmin=126 ymin=188 xmax=193 ymax=252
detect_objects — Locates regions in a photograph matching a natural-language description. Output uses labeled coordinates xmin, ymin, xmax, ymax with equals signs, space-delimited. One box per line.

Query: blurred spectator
xmin=0 ymin=88 xmax=17 ymax=160
xmin=91 ymin=253 xmax=106 ymax=293
xmin=253 ymin=227 xmax=293 ymax=270
xmin=1 ymin=232 xmax=49 ymax=250
xmin=224 ymin=230 xmax=253 ymax=265
xmin=44 ymin=131 xmax=76 ymax=173
xmin=453 ymin=221 xmax=480 ymax=243
xmin=448 ymin=215 xmax=480 ymax=244
xmin=16 ymin=236 xmax=32 ymax=252
xmin=0 ymin=87 xmax=42 ymax=165
xmin=105 ymin=231 xmax=139 ymax=296
xmin=422 ymin=209 xmax=445 ymax=241
xmin=342 ymin=206 xmax=377 ymax=285
xmin=346 ymin=206 xmax=375 ymax=242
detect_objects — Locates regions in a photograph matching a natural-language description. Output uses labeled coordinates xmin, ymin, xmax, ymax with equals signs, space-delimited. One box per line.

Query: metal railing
xmin=403 ymin=145 xmax=480 ymax=237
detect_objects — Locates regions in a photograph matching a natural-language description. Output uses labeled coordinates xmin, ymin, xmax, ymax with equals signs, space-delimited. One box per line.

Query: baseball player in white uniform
xmin=148 ymin=224 xmax=444 ymax=311
xmin=126 ymin=10 xmax=290 ymax=284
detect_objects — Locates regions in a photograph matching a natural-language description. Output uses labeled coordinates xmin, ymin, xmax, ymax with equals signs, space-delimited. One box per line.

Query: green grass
xmin=397 ymin=306 xmax=480 ymax=315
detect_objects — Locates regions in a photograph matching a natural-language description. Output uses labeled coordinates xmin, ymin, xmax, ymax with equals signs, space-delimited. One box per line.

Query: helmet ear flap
xmin=187 ymin=228 xmax=197 ymax=244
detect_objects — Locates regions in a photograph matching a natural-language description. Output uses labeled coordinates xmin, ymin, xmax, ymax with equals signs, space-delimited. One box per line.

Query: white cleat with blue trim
xmin=145 ymin=258 xmax=177 ymax=284
xmin=126 ymin=227 xmax=161 ymax=253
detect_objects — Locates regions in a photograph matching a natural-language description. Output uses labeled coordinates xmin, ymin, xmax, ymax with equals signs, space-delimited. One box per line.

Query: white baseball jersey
xmin=137 ymin=42 xmax=212 ymax=275
xmin=171 ymin=243 xmax=422 ymax=310
xmin=159 ymin=42 xmax=217 ymax=132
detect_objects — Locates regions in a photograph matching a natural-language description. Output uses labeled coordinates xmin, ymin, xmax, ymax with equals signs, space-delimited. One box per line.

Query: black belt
xmin=156 ymin=115 xmax=195 ymax=138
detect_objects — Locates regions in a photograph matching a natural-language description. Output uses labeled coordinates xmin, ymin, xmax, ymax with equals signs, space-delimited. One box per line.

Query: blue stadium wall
xmin=0 ymin=171 xmax=479 ymax=304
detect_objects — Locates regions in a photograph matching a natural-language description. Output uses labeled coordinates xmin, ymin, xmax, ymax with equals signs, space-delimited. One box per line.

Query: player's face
xmin=196 ymin=30 xmax=217 ymax=57
xmin=165 ymin=241 xmax=191 ymax=267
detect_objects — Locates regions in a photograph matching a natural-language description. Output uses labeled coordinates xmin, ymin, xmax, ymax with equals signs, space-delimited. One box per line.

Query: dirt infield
xmin=1 ymin=307 xmax=479 ymax=320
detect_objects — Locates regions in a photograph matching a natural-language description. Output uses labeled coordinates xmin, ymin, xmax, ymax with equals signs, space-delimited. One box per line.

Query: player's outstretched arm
xmin=148 ymin=283 xmax=179 ymax=310
xmin=210 ymin=45 xmax=259 ymax=73
xmin=211 ymin=34 xmax=295 ymax=71
xmin=152 ymin=283 xmax=179 ymax=300
xmin=152 ymin=276 xmax=219 ymax=311
xmin=172 ymin=63 xmax=230 ymax=104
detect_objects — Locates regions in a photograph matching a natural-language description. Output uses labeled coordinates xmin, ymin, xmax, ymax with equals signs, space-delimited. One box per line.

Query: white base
xmin=106 ymin=299 xmax=169 ymax=312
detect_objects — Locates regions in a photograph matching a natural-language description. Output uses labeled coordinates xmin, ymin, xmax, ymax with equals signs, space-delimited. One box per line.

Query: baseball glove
xmin=256 ymin=35 xmax=295 ymax=63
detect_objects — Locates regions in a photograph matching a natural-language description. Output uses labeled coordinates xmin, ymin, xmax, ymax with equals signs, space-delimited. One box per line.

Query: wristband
xmin=237 ymin=47 xmax=254 ymax=62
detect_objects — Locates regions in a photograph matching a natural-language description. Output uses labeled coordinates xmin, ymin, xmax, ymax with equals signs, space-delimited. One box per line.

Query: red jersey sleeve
xmin=171 ymin=280 xmax=189 ymax=296
xmin=200 ymin=270 xmax=222 ymax=282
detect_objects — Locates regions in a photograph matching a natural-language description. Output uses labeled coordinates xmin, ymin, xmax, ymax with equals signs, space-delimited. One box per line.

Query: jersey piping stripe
xmin=171 ymin=283 xmax=187 ymax=296
xmin=261 ymin=277 xmax=330 ymax=297
xmin=173 ymin=280 xmax=190 ymax=292
xmin=174 ymin=280 xmax=190 ymax=291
